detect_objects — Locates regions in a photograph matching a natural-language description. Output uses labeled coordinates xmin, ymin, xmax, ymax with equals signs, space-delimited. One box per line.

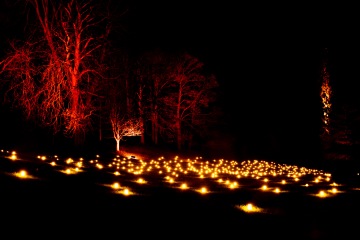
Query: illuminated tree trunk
xmin=116 ymin=139 xmax=120 ymax=151
xmin=137 ymin=85 xmax=145 ymax=144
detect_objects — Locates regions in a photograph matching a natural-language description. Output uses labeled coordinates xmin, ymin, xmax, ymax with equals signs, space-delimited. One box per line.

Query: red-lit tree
xmin=164 ymin=53 xmax=219 ymax=150
xmin=105 ymin=51 xmax=143 ymax=151
xmin=132 ymin=51 xmax=219 ymax=150
xmin=133 ymin=50 xmax=172 ymax=145
xmin=319 ymin=48 xmax=333 ymax=158
xmin=0 ymin=0 xmax=114 ymax=144
xmin=110 ymin=109 xmax=142 ymax=151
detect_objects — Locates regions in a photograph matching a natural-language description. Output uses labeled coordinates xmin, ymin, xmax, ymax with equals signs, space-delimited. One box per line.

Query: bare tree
xmin=154 ymin=52 xmax=219 ymax=150
xmin=0 ymin=0 xmax=112 ymax=144
xmin=134 ymin=50 xmax=172 ymax=145
xmin=110 ymin=109 xmax=142 ymax=151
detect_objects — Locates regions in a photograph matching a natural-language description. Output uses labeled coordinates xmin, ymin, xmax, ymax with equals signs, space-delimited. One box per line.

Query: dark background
xmin=1 ymin=1 xmax=360 ymax=162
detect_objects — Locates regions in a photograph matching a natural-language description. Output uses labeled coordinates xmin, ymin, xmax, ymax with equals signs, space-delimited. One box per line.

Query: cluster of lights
xmin=0 ymin=148 xmax=352 ymax=215
xmin=320 ymin=60 xmax=332 ymax=135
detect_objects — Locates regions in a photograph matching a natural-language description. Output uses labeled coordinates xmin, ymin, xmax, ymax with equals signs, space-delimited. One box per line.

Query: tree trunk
xmin=176 ymin=120 xmax=181 ymax=150
xmin=152 ymin=112 xmax=158 ymax=145
xmin=116 ymin=139 xmax=120 ymax=151
xmin=140 ymin=120 xmax=145 ymax=144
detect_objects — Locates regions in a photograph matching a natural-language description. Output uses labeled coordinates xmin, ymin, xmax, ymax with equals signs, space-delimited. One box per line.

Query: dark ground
xmin=1 ymin=147 xmax=360 ymax=240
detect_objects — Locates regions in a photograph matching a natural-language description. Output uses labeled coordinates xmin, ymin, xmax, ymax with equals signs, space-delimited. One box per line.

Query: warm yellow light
xmin=123 ymin=188 xmax=130 ymax=196
xmin=137 ymin=178 xmax=146 ymax=184
xmin=274 ymin=187 xmax=280 ymax=193
xmin=66 ymin=158 xmax=73 ymax=164
xmin=180 ymin=183 xmax=188 ymax=189
xmin=112 ymin=182 xmax=120 ymax=189
xmin=318 ymin=190 xmax=327 ymax=198
xmin=200 ymin=187 xmax=207 ymax=194
xmin=237 ymin=203 xmax=263 ymax=213
xmin=261 ymin=185 xmax=267 ymax=190
xmin=19 ymin=170 xmax=27 ymax=178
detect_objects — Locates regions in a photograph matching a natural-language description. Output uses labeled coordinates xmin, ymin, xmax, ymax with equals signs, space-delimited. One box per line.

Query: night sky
xmin=1 ymin=1 xmax=360 ymax=161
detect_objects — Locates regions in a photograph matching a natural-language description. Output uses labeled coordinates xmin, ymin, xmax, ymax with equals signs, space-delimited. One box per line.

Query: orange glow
xmin=112 ymin=182 xmax=120 ymax=189
xmin=320 ymin=56 xmax=332 ymax=135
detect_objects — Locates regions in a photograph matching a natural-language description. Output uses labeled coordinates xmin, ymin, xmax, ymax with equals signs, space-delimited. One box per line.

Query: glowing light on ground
xmin=179 ymin=183 xmax=189 ymax=190
xmin=12 ymin=169 xmax=36 ymax=179
xmin=197 ymin=187 xmax=209 ymax=194
xmin=121 ymin=188 xmax=134 ymax=196
xmin=18 ymin=170 xmax=27 ymax=178
xmin=8 ymin=151 xmax=17 ymax=160
xmin=237 ymin=203 xmax=264 ymax=213
xmin=312 ymin=190 xmax=330 ymax=198
xmin=60 ymin=168 xmax=79 ymax=175
xmin=112 ymin=182 xmax=121 ymax=189
xmin=136 ymin=178 xmax=146 ymax=184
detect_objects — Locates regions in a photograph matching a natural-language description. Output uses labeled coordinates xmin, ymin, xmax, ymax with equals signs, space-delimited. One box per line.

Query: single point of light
xmin=247 ymin=203 xmax=253 ymax=211
xmin=317 ymin=190 xmax=327 ymax=198
xmin=112 ymin=182 xmax=120 ymax=189
xmin=200 ymin=187 xmax=207 ymax=194
xmin=238 ymin=203 xmax=263 ymax=213
xmin=19 ymin=170 xmax=27 ymax=177
xmin=123 ymin=188 xmax=130 ymax=196
xmin=137 ymin=178 xmax=145 ymax=184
